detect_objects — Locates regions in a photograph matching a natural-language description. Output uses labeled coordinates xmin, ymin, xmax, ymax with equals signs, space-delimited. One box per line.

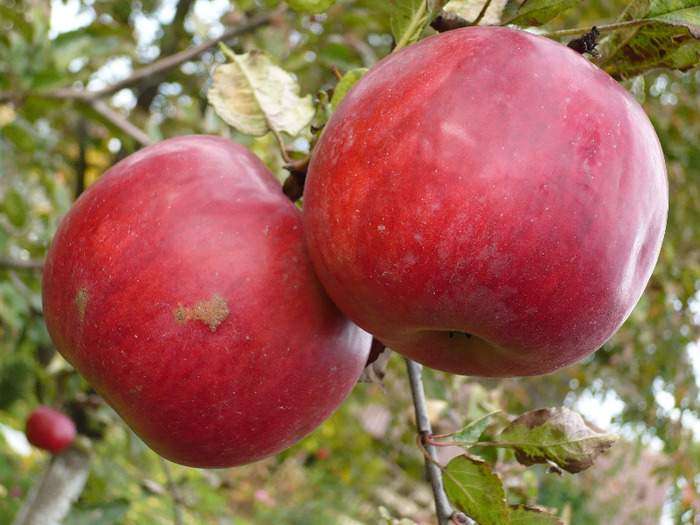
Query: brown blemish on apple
xmin=75 ymin=288 xmax=89 ymax=321
xmin=173 ymin=294 xmax=230 ymax=332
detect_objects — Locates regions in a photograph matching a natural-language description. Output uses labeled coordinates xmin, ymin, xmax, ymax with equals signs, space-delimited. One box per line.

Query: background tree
xmin=1 ymin=0 xmax=699 ymax=524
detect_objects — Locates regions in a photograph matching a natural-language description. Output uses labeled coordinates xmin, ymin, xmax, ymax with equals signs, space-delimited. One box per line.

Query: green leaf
xmin=330 ymin=68 xmax=368 ymax=110
xmin=2 ymin=187 xmax=28 ymax=228
xmin=598 ymin=0 xmax=700 ymax=78
xmin=606 ymin=0 xmax=653 ymax=32
xmin=442 ymin=454 xmax=510 ymax=525
xmin=0 ymin=359 xmax=34 ymax=410
xmin=648 ymin=3 xmax=700 ymax=37
xmin=207 ymin=47 xmax=315 ymax=137
xmin=600 ymin=27 xmax=699 ymax=78
xmin=0 ymin=6 xmax=33 ymax=41
xmin=451 ymin=410 xmax=500 ymax=444
xmin=285 ymin=0 xmax=336 ymax=14
xmin=52 ymin=24 xmax=134 ymax=71
xmin=29 ymin=6 xmax=50 ymax=43
xmin=21 ymin=96 xmax=67 ymax=123
xmin=506 ymin=0 xmax=585 ymax=26
xmin=509 ymin=504 xmax=564 ymax=525
xmin=41 ymin=173 xmax=73 ymax=214
xmin=0 ymin=282 xmax=29 ymax=332
xmin=648 ymin=0 xmax=700 ymax=24
xmin=390 ymin=0 xmax=431 ymax=51
xmin=315 ymin=89 xmax=333 ymax=129
xmin=30 ymin=71 xmax=65 ymax=91
xmin=499 ymin=407 xmax=619 ymax=474
xmin=427 ymin=0 xmax=452 ymax=19
xmin=67 ymin=499 xmax=130 ymax=525
xmin=1 ymin=122 xmax=34 ymax=152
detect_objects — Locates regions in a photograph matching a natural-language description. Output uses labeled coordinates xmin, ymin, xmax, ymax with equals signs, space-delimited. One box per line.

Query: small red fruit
xmin=25 ymin=406 xmax=76 ymax=453
xmin=315 ymin=447 xmax=331 ymax=460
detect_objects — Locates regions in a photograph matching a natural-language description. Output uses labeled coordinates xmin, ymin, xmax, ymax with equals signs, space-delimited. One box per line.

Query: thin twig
xmin=541 ymin=18 xmax=654 ymax=39
xmin=12 ymin=449 xmax=91 ymax=525
xmin=413 ymin=436 xmax=473 ymax=525
xmin=405 ymin=358 xmax=455 ymax=525
xmin=0 ymin=256 xmax=45 ymax=271
xmin=47 ymin=11 xmax=274 ymax=103
xmin=131 ymin=0 xmax=196 ymax=112
xmin=90 ymin=100 xmax=152 ymax=147
xmin=471 ymin=0 xmax=494 ymax=27
xmin=42 ymin=12 xmax=274 ymax=150
xmin=161 ymin=458 xmax=184 ymax=525
xmin=75 ymin=119 xmax=88 ymax=198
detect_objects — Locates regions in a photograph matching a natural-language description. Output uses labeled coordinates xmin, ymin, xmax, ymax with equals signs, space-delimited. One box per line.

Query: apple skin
xmin=26 ymin=406 xmax=77 ymax=453
xmin=41 ymin=135 xmax=371 ymax=468
xmin=302 ymin=27 xmax=668 ymax=377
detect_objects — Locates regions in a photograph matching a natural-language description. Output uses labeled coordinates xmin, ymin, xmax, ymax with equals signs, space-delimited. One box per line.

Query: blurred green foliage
xmin=1 ymin=0 xmax=699 ymax=524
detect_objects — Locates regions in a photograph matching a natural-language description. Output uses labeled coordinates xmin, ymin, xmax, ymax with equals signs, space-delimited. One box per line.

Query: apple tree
xmin=1 ymin=0 xmax=699 ymax=524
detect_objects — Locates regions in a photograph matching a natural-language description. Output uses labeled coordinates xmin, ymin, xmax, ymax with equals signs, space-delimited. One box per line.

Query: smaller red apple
xmin=25 ymin=406 xmax=77 ymax=453
xmin=315 ymin=447 xmax=331 ymax=460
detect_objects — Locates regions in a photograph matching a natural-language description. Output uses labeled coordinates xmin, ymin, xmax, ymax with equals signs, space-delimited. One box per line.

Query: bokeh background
xmin=0 ymin=1 xmax=698 ymax=523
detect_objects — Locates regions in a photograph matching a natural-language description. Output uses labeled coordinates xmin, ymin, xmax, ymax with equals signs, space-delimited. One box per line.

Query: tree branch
xmin=41 ymin=11 xmax=274 ymax=150
xmin=0 ymin=256 xmax=45 ymax=272
xmin=12 ymin=449 xmax=90 ymax=525
xmin=134 ymin=0 xmax=198 ymax=112
xmin=47 ymin=11 xmax=273 ymax=103
xmin=75 ymin=119 xmax=88 ymax=198
xmin=89 ymin=100 xmax=152 ymax=147
xmin=405 ymin=358 xmax=455 ymax=525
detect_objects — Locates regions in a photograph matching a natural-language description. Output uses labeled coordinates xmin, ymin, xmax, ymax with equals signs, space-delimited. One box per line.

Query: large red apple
xmin=42 ymin=135 xmax=371 ymax=468
xmin=25 ymin=406 xmax=77 ymax=453
xmin=302 ymin=27 xmax=667 ymax=377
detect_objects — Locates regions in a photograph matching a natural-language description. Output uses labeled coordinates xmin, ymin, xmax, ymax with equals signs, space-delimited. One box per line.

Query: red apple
xmin=42 ymin=135 xmax=371 ymax=468
xmin=302 ymin=27 xmax=668 ymax=377
xmin=26 ymin=406 xmax=76 ymax=453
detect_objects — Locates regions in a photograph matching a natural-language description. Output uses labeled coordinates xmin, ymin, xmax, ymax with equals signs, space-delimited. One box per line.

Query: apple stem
xmin=405 ymin=358 xmax=456 ymax=525
xmin=423 ymin=434 xmax=453 ymax=447
xmin=282 ymin=156 xmax=310 ymax=202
